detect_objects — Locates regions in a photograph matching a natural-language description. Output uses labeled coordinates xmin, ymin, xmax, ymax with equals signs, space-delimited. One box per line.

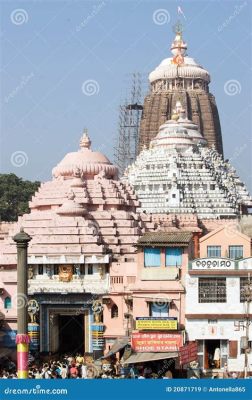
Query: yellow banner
xmin=136 ymin=319 xmax=177 ymax=330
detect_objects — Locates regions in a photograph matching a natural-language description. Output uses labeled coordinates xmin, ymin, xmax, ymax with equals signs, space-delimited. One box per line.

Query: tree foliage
xmin=0 ymin=174 xmax=40 ymax=222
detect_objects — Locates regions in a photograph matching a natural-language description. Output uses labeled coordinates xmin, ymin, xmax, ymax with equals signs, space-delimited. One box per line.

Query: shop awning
xmin=145 ymin=297 xmax=172 ymax=303
xmin=103 ymin=337 xmax=129 ymax=358
xmin=137 ymin=232 xmax=192 ymax=247
xmin=123 ymin=352 xmax=178 ymax=364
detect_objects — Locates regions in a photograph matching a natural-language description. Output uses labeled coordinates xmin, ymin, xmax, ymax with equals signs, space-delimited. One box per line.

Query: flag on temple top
xmin=178 ymin=6 xmax=186 ymax=20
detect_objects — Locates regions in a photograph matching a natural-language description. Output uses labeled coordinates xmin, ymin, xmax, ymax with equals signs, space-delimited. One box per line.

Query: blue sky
xmin=0 ymin=0 xmax=251 ymax=192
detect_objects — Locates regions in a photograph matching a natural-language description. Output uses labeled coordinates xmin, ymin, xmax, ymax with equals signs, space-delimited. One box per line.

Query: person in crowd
xmin=213 ymin=347 xmax=221 ymax=369
xmin=60 ymin=364 xmax=68 ymax=379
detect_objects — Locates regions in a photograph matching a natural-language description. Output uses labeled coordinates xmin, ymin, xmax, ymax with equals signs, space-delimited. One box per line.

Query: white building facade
xmin=186 ymin=255 xmax=252 ymax=374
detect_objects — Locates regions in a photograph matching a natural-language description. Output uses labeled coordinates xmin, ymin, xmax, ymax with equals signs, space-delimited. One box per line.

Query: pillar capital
xmin=13 ymin=227 xmax=32 ymax=245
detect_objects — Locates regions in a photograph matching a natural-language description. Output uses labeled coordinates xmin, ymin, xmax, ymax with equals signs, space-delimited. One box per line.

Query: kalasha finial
xmin=173 ymin=20 xmax=184 ymax=35
xmin=80 ymin=128 xmax=91 ymax=149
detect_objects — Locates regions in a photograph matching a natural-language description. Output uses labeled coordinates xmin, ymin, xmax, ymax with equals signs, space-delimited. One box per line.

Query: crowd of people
xmin=0 ymin=354 xmax=174 ymax=379
xmin=0 ymin=354 xmax=246 ymax=379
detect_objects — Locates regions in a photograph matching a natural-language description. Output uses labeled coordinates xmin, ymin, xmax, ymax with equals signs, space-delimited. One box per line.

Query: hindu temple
xmin=138 ymin=22 xmax=223 ymax=155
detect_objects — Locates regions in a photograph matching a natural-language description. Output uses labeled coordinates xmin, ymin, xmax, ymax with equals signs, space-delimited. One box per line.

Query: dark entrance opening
xmin=205 ymin=339 xmax=220 ymax=369
xmin=58 ymin=314 xmax=84 ymax=354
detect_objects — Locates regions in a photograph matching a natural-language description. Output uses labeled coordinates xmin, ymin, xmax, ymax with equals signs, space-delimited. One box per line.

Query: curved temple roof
xmin=149 ymin=26 xmax=210 ymax=84
xmin=124 ymin=105 xmax=252 ymax=218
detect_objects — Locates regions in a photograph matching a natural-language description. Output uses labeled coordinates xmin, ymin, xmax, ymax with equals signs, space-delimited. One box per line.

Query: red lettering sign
xmin=179 ymin=342 xmax=198 ymax=365
xmin=131 ymin=332 xmax=182 ymax=352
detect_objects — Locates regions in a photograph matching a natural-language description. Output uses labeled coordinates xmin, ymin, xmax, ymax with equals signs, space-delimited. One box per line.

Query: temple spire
xmin=80 ymin=128 xmax=91 ymax=149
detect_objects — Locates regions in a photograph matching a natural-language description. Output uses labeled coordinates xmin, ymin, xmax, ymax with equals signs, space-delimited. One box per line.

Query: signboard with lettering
xmin=179 ymin=342 xmax=198 ymax=365
xmin=238 ymin=258 xmax=252 ymax=270
xmin=136 ymin=317 xmax=177 ymax=331
xmin=131 ymin=332 xmax=182 ymax=352
xmin=191 ymin=258 xmax=235 ymax=270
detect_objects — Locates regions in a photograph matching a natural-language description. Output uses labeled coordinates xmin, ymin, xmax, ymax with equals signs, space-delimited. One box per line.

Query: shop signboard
xmin=191 ymin=258 xmax=235 ymax=270
xmin=131 ymin=332 xmax=182 ymax=352
xmin=136 ymin=317 xmax=177 ymax=331
xmin=238 ymin=257 xmax=252 ymax=270
xmin=179 ymin=342 xmax=198 ymax=365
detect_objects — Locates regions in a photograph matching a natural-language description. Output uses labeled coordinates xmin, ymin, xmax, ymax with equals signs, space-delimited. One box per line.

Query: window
xmin=4 ymin=297 xmax=12 ymax=309
xmin=110 ymin=276 xmax=123 ymax=284
xmin=207 ymin=246 xmax=221 ymax=257
xmin=127 ymin=276 xmax=136 ymax=284
xmin=144 ymin=248 xmax=161 ymax=267
xmin=53 ymin=265 xmax=59 ymax=275
xmin=111 ymin=304 xmax=118 ymax=318
xmin=221 ymin=340 xmax=228 ymax=366
xmin=229 ymin=246 xmax=243 ymax=259
xmin=88 ymin=265 xmax=93 ymax=275
xmin=38 ymin=265 xmax=44 ymax=275
xmin=197 ymin=340 xmax=204 ymax=368
xmin=165 ymin=248 xmax=182 ymax=267
xmin=199 ymin=278 xmax=226 ymax=303
xmin=240 ymin=277 xmax=252 ymax=302
xmin=172 ymin=194 xmax=176 ymax=198
xmin=149 ymin=302 xmax=169 ymax=317
xmin=74 ymin=264 xmax=81 ymax=276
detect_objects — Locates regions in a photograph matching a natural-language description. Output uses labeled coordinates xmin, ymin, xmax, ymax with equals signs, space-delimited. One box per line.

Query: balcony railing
xmin=110 ymin=276 xmax=136 ymax=285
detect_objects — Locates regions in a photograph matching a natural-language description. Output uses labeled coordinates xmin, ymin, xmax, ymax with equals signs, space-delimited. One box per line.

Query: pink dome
xmin=52 ymin=130 xmax=118 ymax=180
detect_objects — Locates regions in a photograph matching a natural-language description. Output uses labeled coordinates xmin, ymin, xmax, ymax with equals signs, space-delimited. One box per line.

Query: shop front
xmin=123 ymin=330 xmax=183 ymax=377
xmin=197 ymin=339 xmax=228 ymax=369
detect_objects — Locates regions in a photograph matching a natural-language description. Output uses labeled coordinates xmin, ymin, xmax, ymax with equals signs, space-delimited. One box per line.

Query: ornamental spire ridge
xmin=171 ymin=20 xmax=187 ymax=65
